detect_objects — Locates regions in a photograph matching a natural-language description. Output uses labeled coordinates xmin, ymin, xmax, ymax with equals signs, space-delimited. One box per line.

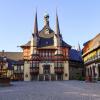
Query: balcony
xmin=31 ymin=50 xmax=68 ymax=61
xmin=14 ymin=70 xmax=23 ymax=74
xmin=32 ymin=55 xmax=67 ymax=61
xmin=54 ymin=67 xmax=64 ymax=74
xmin=53 ymin=55 xmax=68 ymax=61
xmin=84 ymin=54 xmax=100 ymax=64
xmin=30 ymin=67 xmax=39 ymax=74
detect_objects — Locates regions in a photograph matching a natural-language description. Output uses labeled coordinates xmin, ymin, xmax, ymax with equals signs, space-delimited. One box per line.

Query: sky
xmin=0 ymin=0 xmax=100 ymax=52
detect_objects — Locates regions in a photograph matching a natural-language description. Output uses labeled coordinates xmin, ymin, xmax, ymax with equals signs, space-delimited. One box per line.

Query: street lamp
xmin=0 ymin=56 xmax=7 ymax=78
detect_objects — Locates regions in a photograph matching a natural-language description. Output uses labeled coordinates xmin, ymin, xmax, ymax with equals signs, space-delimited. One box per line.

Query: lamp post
xmin=0 ymin=56 xmax=7 ymax=78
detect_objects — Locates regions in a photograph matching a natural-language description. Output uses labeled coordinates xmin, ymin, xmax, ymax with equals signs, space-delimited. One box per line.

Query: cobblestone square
xmin=0 ymin=81 xmax=100 ymax=100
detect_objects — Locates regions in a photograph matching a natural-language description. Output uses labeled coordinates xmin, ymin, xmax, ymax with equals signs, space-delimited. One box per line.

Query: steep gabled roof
xmin=83 ymin=33 xmax=100 ymax=46
xmin=69 ymin=49 xmax=82 ymax=62
xmin=0 ymin=52 xmax=24 ymax=69
xmin=20 ymin=41 xmax=31 ymax=47
xmin=38 ymin=26 xmax=54 ymax=38
xmin=62 ymin=40 xmax=71 ymax=48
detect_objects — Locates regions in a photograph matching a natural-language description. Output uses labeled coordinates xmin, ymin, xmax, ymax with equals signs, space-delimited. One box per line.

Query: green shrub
xmin=75 ymin=74 xmax=85 ymax=81
xmin=98 ymin=77 xmax=100 ymax=81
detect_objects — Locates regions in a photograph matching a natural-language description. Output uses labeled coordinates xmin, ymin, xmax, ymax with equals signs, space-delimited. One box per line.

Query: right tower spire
xmin=56 ymin=11 xmax=60 ymax=36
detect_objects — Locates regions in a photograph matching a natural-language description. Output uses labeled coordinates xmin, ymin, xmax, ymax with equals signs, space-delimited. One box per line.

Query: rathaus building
xmin=0 ymin=12 xmax=83 ymax=81
xmin=20 ymin=12 xmax=83 ymax=81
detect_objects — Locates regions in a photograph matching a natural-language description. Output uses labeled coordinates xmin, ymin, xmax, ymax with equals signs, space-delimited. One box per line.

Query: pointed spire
xmin=77 ymin=42 xmax=81 ymax=51
xmin=33 ymin=10 xmax=38 ymax=35
xmin=56 ymin=10 xmax=62 ymax=47
xmin=56 ymin=10 xmax=60 ymax=36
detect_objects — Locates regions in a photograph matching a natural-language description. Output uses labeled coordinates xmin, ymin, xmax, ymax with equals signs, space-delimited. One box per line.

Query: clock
xmin=45 ymin=28 xmax=49 ymax=34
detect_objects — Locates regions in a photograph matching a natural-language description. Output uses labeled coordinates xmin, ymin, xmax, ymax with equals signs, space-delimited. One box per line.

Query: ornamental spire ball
xmin=44 ymin=12 xmax=49 ymax=26
xmin=44 ymin=12 xmax=49 ymax=18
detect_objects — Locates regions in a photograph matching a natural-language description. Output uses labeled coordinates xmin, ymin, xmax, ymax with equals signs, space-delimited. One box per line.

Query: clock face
xmin=45 ymin=28 xmax=49 ymax=34
xmin=38 ymin=37 xmax=54 ymax=47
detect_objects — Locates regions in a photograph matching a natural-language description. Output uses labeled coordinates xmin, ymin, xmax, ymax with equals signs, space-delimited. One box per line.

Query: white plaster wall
xmin=63 ymin=61 xmax=69 ymax=80
xmin=21 ymin=65 xmax=24 ymax=70
xmin=3 ymin=63 xmax=8 ymax=69
xmin=30 ymin=37 xmax=34 ymax=55
xmin=50 ymin=63 xmax=54 ymax=74
xmin=54 ymin=34 xmax=57 ymax=47
xmin=7 ymin=70 xmax=11 ymax=77
xmin=24 ymin=61 xmax=31 ymax=81
xmin=39 ymin=63 xmax=43 ymax=74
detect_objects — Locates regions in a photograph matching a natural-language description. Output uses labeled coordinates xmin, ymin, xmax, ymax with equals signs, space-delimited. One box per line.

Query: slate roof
xmin=0 ymin=52 xmax=23 ymax=61
xmin=69 ymin=49 xmax=83 ymax=62
xmin=83 ymin=33 xmax=100 ymax=46
xmin=38 ymin=26 xmax=54 ymax=38
xmin=83 ymin=40 xmax=90 ymax=46
xmin=38 ymin=37 xmax=54 ymax=47
xmin=20 ymin=39 xmax=71 ymax=48
xmin=62 ymin=41 xmax=71 ymax=48
xmin=0 ymin=52 xmax=24 ymax=69
xmin=20 ymin=41 xmax=31 ymax=47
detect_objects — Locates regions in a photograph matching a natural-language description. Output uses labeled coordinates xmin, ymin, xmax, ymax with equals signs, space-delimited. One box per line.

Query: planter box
xmin=0 ymin=77 xmax=11 ymax=86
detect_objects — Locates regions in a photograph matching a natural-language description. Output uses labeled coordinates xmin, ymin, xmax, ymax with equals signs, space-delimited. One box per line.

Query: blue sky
xmin=0 ymin=0 xmax=99 ymax=52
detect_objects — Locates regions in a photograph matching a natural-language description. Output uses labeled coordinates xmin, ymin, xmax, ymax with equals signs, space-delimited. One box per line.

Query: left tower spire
xmin=33 ymin=10 xmax=38 ymax=35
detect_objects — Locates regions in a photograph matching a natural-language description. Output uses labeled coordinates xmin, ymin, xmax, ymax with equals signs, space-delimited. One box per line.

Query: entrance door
xmin=45 ymin=74 xmax=49 ymax=81
xmin=31 ymin=74 xmax=38 ymax=81
xmin=57 ymin=74 xmax=63 ymax=80
xmin=43 ymin=65 xmax=50 ymax=81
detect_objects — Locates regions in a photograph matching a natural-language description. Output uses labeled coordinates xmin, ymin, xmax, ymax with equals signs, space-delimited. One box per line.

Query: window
xmin=14 ymin=66 xmax=17 ymax=70
xmin=21 ymin=66 xmax=23 ymax=70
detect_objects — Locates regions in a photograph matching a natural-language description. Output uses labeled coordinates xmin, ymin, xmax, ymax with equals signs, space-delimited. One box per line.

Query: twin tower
xmin=32 ymin=11 xmax=63 ymax=47
xmin=21 ymin=11 xmax=70 ymax=81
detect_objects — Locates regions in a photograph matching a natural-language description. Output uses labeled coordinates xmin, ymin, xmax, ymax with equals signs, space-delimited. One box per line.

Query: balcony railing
xmin=14 ymin=70 xmax=23 ymax=74
xmin=30 ymin=67 xmax=39 ymax=74
xmin=54 ymin=67 xmax=64 ymax=74
xmin=32 ymin=55 xmax=68 ymax=61
xmin=84 ymin=54 xmax=100 ymax=64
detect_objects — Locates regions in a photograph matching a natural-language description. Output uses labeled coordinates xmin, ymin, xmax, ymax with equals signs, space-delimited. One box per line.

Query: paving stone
xmin=0 ymin=81 xmax=100 ymax=100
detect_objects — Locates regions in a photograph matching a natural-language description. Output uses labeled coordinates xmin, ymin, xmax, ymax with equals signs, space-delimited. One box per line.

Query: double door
xmin=43 ymin=65 xmax=50 ymax=81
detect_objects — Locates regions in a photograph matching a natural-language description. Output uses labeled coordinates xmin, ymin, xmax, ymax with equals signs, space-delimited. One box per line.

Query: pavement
xmin=0 ymin=81 xmax=100 ymax=100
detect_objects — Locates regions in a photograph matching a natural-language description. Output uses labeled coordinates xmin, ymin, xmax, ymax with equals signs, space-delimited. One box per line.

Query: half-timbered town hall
xmin=20 ymin=12 xmax=83 ymax=81
xmin=0 ymin=12 xmax=83 ymax=81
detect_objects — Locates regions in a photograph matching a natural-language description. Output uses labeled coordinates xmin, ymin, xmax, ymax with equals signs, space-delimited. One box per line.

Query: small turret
xmin=77 ymin=42 xmax=81 ymax=51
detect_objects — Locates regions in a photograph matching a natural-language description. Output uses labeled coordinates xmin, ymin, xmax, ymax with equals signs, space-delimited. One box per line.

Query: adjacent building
xmin=0 ymin=51 xmax=24 ymax=81
xmin=82 ymin=33 xmax=100 ymax=80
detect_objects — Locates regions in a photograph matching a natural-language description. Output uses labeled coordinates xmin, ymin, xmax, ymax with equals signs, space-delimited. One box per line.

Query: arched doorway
xmin=43 ymin=64 xmax=50 ymax=81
